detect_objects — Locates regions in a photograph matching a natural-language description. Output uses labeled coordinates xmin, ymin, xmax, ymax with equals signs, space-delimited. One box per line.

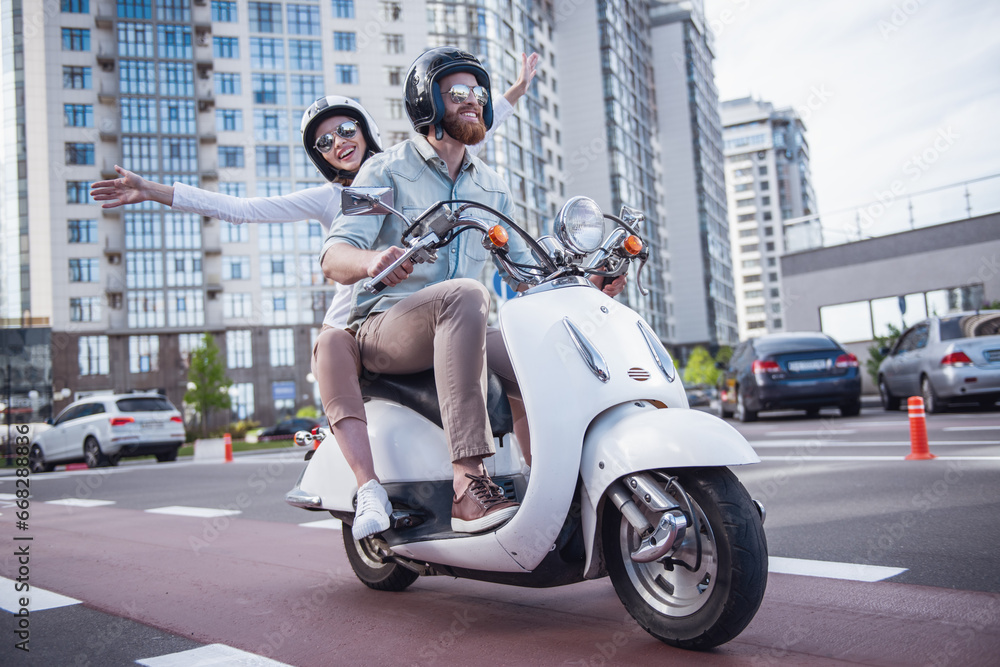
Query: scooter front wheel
xmin=602 ymin=467 xmax=767 ymax=650
xmin=342 ymin=528 xmax=419 ymax=592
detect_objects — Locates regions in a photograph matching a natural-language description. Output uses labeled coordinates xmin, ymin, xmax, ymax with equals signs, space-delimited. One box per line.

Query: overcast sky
xmin=702 ymin=0 xmax=1000 ymax=239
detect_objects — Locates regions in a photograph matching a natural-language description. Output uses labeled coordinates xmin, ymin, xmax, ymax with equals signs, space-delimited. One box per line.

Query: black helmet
xmin=300 ymin=95 xmax=383 ymax=182
xmin=404 ymin=47 xmax=493 ymax=140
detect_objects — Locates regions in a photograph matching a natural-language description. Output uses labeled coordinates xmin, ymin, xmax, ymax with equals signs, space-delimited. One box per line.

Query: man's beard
xmin=442 ymin=109 xmax=487 ymax=145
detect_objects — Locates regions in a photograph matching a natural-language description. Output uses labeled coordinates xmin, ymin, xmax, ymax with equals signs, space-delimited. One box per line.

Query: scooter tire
xmin=602 ymin=467 xmax=767 ymax=650
xmin=342 ymin=528 xmax=419 ymax=592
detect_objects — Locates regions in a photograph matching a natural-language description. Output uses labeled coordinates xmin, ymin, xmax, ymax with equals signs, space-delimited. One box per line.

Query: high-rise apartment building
xmin=721 ymin=96 xmax=820 ymax=339
xmin=650 ymin=0 xmax=736 ymax=357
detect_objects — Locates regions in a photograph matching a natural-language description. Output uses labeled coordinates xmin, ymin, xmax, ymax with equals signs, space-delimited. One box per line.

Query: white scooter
xmin=286 ymin=190 xmax=767 ymax=650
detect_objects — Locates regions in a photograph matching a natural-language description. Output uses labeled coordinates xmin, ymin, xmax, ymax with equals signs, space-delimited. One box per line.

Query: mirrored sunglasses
xmin=314 ymin=120 xmax=359 ymax=154
xmin=446 ymin=84 xmax=489 ymax=107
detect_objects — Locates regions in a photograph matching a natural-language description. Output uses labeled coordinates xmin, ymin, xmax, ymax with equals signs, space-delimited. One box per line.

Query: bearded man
xmin=320 ymin=48 xmax=534 ymax=533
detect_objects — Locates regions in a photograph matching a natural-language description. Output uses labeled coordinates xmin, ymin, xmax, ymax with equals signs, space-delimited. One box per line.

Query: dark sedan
xmin=259 ymin=417 xmax=320 ymax=439
xmin=718 ymin=332 xmax=862 ymax=422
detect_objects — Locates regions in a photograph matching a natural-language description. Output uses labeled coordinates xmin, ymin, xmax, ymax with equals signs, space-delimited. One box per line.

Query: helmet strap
xmin=435 ymin=123 xmax=444 ymax=141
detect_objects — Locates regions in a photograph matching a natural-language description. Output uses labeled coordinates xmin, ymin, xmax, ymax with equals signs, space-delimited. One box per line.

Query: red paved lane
xmin=3 ymin=503 xmax=999 ymax=665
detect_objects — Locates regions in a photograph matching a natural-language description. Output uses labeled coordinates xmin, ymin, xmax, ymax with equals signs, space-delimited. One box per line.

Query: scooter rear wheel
xmin=342 ymin=528 xmax=419 ymax=592
xmin=602 ymin=467 xmax=767 ymax=650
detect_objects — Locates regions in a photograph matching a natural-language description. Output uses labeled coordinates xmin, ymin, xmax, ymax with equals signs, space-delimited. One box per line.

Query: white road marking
xmin=0 ymin=493 xmax=18 ymax=500
xmin=145 ymin=506 xmax=241 ymax=518
xmin=943 ymin=425 xmax=1000 ymax=431
xmin=769 ymin=557 xmax=906 ymax=582
xmin=45 ymin=498 xmax=116 ymax=507
xmin=136 ymin=643 xmax=295 ymax=667
xmin=751 ymin=439 xmax=999 ymax=448
xmin=0 ymin=576 xmax=81 ymax=612
xmin=299 ymin=518 xmax=343 ymax=530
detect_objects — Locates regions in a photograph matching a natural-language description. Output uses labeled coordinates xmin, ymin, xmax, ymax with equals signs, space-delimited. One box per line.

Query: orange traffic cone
xmin=905 ymin=397 xmax=935 ymax=460
xmin=224 ymin=432 xmax=233 ymax=463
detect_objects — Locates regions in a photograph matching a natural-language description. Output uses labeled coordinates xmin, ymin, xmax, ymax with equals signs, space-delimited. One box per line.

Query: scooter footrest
xmin=391 ymin=510 xmax=426 ymax=530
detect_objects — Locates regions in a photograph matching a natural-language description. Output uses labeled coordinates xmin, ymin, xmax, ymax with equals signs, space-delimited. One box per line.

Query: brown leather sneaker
xmin=451 ymin=473 xmax=519 ymax=533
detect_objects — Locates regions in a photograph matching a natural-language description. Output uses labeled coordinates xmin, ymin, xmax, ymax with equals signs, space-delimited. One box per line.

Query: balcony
xmin=97 ymin=86 xmax=117 ymax=105
xmin=199 ymin=133 xmax=217 ymax=145
xmin=95 ymin=6 xmax=114 ymax=29
xmin=96 ymin=48 xmax=116 ymax=72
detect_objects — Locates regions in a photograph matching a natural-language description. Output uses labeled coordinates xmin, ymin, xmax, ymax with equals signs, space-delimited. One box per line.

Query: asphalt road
xmin=1 ymin=402 xmax=998 ymax=665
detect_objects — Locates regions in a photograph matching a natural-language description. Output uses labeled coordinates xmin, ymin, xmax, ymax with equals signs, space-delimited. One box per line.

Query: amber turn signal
xmin=488 ymin=225 xmax=509 ymax=247
xmin=624 ymin=235 xmax=643 ymax=256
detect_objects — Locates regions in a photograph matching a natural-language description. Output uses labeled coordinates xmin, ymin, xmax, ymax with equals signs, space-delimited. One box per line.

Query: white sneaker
xmin=352 ymin=480 xmax=391 ymax=539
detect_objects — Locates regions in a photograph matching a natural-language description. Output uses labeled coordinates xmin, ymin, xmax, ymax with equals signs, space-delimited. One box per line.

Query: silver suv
xmin=29 ymin=393 xmax=186 ymax=472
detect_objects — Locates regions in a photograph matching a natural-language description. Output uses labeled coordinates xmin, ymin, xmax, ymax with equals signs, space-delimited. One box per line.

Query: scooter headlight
xmin=554 ymin=197 xmax=604 ymax=255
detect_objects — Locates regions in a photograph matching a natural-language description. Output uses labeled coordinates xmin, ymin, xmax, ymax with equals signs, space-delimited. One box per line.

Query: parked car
xmin=259 ymin=417 xmax=320 ymax=439
xmin=877 ymin=310 xmax=1000 ymax=413
xmin=29 ymin=393 xmax=185 ymax=473
xmin=717 ymin=332 xmax=862 ymax=422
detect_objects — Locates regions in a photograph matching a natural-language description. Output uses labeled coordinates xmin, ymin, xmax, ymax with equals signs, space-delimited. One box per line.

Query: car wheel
xmin=718 ymin=393 xmax=734 ymax=419
xmin=736 ymin=391 xmax=757 ymax=423
xmin=156 ymin=448 xmax=179 ymax=463
xmin=921 ymin=376 xmax=942 ymax=414
xmin=84 ymin=437 xmax=109 ymax=468
xmin=840 ymin=400 xmax=861 ymax=417
xmin=29 ymin=444 xmax=55 ymax=473
xmin=879 ymin=377 xmax=900 ymax=411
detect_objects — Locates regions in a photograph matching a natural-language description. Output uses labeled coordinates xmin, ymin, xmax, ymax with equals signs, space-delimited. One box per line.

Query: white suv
xmin=29 ymin=393 xmax=186 ymax=473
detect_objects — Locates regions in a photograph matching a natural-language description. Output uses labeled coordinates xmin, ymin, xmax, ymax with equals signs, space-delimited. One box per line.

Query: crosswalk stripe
xmin=0 ymin=576 xmax=81 ymax=612
xmin=299 ymin=518 xmax=343 ymax=530
xmin=145 ymin=506 xmax=241 ymax=518
xmin=136 ymin=643 xmax=295 ymax=666
xmin=45 ymin=498 xmax=116 ymax=507
xmin=769 ymin=556 xmax=906 ymax=582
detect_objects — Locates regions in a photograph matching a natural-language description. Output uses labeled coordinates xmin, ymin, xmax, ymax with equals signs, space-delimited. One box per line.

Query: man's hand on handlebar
xmin=590 ymin=274 xmax=627 ymax=298
xmin=369 ymin=246 xmax=414 ymax=287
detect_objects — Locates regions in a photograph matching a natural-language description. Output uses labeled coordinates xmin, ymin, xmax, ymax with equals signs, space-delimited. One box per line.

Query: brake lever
xmin=363 ymin=235 xmax=440 ymax=294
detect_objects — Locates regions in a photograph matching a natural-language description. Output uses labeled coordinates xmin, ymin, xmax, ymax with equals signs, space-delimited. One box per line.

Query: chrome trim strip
xmin=285 ymin=488 xmax=322 ymax=509
xmin=524 ymin=275 xmax=592 ymax=296
xmin=637 ymin=319 xmax=676 ymax=382
xmin=563 ymin=316 xmax=610 ymax=383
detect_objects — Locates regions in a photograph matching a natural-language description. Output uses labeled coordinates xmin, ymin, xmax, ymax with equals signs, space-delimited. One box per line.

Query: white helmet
xmin=300 ymin=96 xmax=383 ymax=182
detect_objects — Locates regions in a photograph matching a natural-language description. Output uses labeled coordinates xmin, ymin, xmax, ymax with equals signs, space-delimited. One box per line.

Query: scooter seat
xmin=360 ymin=369 xmax=513 ymax=437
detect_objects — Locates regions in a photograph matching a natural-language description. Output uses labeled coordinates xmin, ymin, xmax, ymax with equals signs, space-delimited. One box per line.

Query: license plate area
xmin=787 ymin=359 xmax=830 ymax=372
xmin=986 ymin=349 xmax=1000 ymax=362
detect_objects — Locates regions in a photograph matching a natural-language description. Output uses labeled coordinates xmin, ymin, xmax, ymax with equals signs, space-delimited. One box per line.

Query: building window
xmin=118 ymin=22 xmax=154 ymax=57
xmin=157 ymin=24 xmax=192 ymax=59
xmin=127 ymin=292 xmax=166 ymax=328
xmin=231 ymin=383 xmax=255 ymax=419
xmin=290 ymin=74 xmax=323 ymax=106
xmin=736 ymin=213 xmax=755 ymax=223
xmin=64 ymin=104 xmax=94 ymax=127
xmin=159 ymin=0 xmax=189 ymax=20
xmin=223 ymin=293 xmax=253 ymax=319
xmin=222 ymin=222 xmax=249 ymax=243
xmin=66 ymin=182 xmax=91 ymax=204
xmin=125 ymin=213 xmax=161 ymax=248
xmin=122 ymin=137 xmax=158 ymax=174
xmin=216 ymin=108 xmax=243 ymax=132
xmin=126 ymin=252 xmax=164 ymax=289
xmin=332 ymin=0 xmax=354 ymax=19
xmin=219 ymin=145 xmax=245 ymax=168
xmin=254 ymin=108 xmax=287 ymax=142
xmin=250 ymin=37 xmax=284 ymax=69
xmin=289 ymin=39 xmax=322 ymax=70
xmin=121 ymin=98 xmax=156 ymax=132
xmin=161 ymin=137 xmax=199 ymax=172
xmin=62 ymin=0 xmax=90 ymax=12
xmin=160 ymin=99 xmax=197 ymax=134
xmin=219 ymin=182 xmax=247 ymax=198
xmin=120 ymin=61 xmax=157 ymax=95
xmin=761 ymin=196 xmax=771 ymax=205
xmin=287 ymin=4 xmax=320 ymax=35
xmin=256 ymin=146 xmax=289 ymax=178
xmin=768 ymin=272 xmax=778 ymax=282
xmin=214 ymin=72 xmax=241 ymax=95
xmin=63 ymin=66 xmax=92 ymax=89
xmin=164 ymin=214 xmax=201 ymax=250
xmin=79 ymin=336 xmax=110 ymax=376
xmin=252 ymin=73 xmax=286 ymax=104
xmin=167 ymin=290 xmax=205 ymax=327
xmin=159 ymin=62 xmax=195 ymax=97
xmin=333 ymin=32 xmax=356 ymax=51
xmin=211 ymin=1 xmax=237 ymax=22
xmin=261 ymin=254 xmax=296 ymax=287
xmin=743 ymin=274 xmax=761 ymax=284
xmin=740 ymin=244 xmax=759 ymax=253
xmin=765 ymin=242 xmax=775 ymax=252
xmin=762 ymin=211 xmax=773 ymax=221
xmin=257 ymin=223 xmax=294 ymax=251
xmin=223 ymin=256 xmax=251 ymax=280
xmin=69 ymin=219 xmax=98 ymax=243
xmin=70 ymin=297 xmax=102 ymax=323
xmin=129 ymin=335 xmax=160 ymax=373
xmin=69 ymin=259 xmax=99 ymax=283
xmin=62 ymin=28 xmax=90 ymax=51
xmin=269 ymin=328 xmax=295 ymax=366
xmin=381 ymin=1 xmax=402 ymax=21
xmin=383 ymin=34 xmax=404 ymax=54
xmin=226 ymin=330 xmax=253 ymax=369
xmin=760 ymin=181 xmax=770 ymax=191
xmin=213 ymin=36 xmax=239 ymax=59
xmin=335 ymin=64 xmax=359 ymax=85
xmin=117 ymin=0 xmax=152 ymax=19
xmin=263 ymin=290 xmax=299 ymax=325
xmin=166 ymin=251 xmax=203 ymax=287
xmin=249 ymin=1 xmax=283 ymax=32
xmin=297 ymin=254 xmax=324 ymax=286
xmin=65 ymin=143 xmax=95 ymax=166
xmin=386 ymin=66 xmax=404 ymax=86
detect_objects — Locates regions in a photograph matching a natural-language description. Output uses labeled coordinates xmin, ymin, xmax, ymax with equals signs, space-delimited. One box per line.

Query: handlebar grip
xmin=363 ymin=279 xmax=388 ymax=295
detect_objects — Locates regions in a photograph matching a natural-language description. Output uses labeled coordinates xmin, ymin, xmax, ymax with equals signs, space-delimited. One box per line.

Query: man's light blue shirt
xmin=322 ymin=134 xmax=532 ymax=331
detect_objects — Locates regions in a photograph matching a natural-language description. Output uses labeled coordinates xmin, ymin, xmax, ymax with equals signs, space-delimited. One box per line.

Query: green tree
xmin=865 ymin=324 xmax=901 ymax=386
xmin=296 ymin=405 xmax=320 ymax=419
xmin=715 ymin=345 xmax=734 ymax=367
xmin=683 ymin=346 xmax=719 ymax=387
xmin=184 ymin=333 xmax=232 ymax=436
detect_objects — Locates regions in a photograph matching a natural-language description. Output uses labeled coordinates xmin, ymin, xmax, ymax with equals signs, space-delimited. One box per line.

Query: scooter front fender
xmin=578 ymin=402 xmax=759 ymax=577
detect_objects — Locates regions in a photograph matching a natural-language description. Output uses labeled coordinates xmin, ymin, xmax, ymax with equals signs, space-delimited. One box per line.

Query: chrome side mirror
xmin=619 ymin=206 xmax=644 ymax=233
xmin=341 ymin=187 xmax=395 ymax=216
